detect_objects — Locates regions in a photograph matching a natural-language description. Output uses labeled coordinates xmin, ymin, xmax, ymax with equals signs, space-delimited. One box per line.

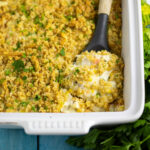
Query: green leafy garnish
xmin=13 ymin=41 xmax=22 ymax=51
xmin=32 ymin=106 xmax=36 ymax=112
xmin=34 ymin=15 xmax=44 ymax=28
xmin=34 ymin=95 xmax=41 ymax=101
xmin=43 ymin=96 xmax=48 ymax=101
xmin=96 ymin=92 xmax=101 ymax=98
xmin=24 ymin=67 xmax=35 ymax=72
xmin=0 ymin=78 xmax=5 ymax=85
xmin=10 ymin=11 xmax=15 ymax=15
xmin=56 ymin=48 xmax=65 ymax=57
xmin=12 ymin=59 xmax=25 ymax=72
xmin=20 ymin=4 xmax=30 ymax=18
xmin=20 ymin=102 xmax=29 ymax=107
xmin=5 ymin=69 xmax=11 ymax=76
xmin=55 ymin=69 xmax=64 ymax=84
xmin=48 ymin=67 xmax=52 ymax=72
xmin=45 ymin=37 xmax=50 ymax=41
xmin=116 ymin=59 xmax=120 ymax=64
xmin=22 ymin=76 xmax=27 ymax=81
xmin=22 ymin=53 xmax=27 ymax=58
xmin=60 ymin=48 xmax=65 ymax=56
xmin=37 ymin=45 xmax=42 ymax=51
xmin=74 ymin=68 xmax=80 ymax=75
xmin=65 ymin=15 xmax=74 ymax=21
xmin=33 ymin=38 xmax=37 ymax=43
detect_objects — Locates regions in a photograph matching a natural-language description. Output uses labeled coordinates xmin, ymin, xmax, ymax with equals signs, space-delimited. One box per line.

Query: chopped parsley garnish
xmin=22 ymin=76 xmax=27 ymax=81
xmin=24 ymin=66 xmax=35 ymax=73
xmin=0 ymin=78 xmax=5 ymax=85
xmin=48 ymin=67 xmax=52 ymax=72
xmin=32 ymin=106 xmax=36 ymax=112
xmin=116 ymin=59 xmax=120 ymax=64
xmin=71 ymin=1 xmax=75 ymax=5
xmin=50 ymin=100 xmax=54 ymax=104
xmin=56 ymin=48 xmax=65 ymax=57
xmin=22 ymin=53 xmax=27 ymax=58
xmin=91 ymin=0 xmax=95 ymax=5
xmin=60 ymin=48 xmax=65 ymax=56
xmin=65 ymin=15 xmax=74 ymax=21
xmin=55 ymin=74 xmax=64 ymax=84
xmin=13 ymin=41 xmax=22 ymax=51
xmin=74 ymin=68 xmax=80 ymax=75
xmin=45 ymin=37 xmax=50 ymax=41
xmin=56 ymin=70 xmax=64 ymax=84
xmin=49 ymin=27 xmax=53 ymax=31
xmin=33 ymin=38 xmax=37 ymax=43
xmin=27 ymin=32 xmax=32 ymax=36
xmin=20 ymin=4 xmax=30 ymax=18
xmin=12 ymin=59 xmax=25 ymax=72
xmin=10 ymin=11 xmax=15 ymax=15
xmin=34 ymin=15 xmax=44 ymax=28
xmin=37 ymin=46 xmax=42 ymax=51
xmin=5 ymin=69 xmax=11 ymax=76
xmin=20 ymin=102 xmax=29 ymax=107
xmin=43 ymin=96 xmax=48 ymax=101
xmin=96 ymin=92 xmax=101 ymax=98
xmin=44 ymin=106 xmax=48 ymax=110
xmin=34 ymin=95 xmax=41 ymax=101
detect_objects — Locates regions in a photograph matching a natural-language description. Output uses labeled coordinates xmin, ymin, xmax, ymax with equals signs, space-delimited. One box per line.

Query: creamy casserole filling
xmin=0 ymin=0 xmax=123 ymax=112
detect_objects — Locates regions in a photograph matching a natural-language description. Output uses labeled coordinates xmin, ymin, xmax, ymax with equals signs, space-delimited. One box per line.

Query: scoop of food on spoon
xmin=61 ymin=0 xmax=124 ymax=112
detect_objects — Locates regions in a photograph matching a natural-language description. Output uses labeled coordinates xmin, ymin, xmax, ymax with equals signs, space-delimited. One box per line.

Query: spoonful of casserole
xmin=60 ymin=0 xmax=124 ymax=112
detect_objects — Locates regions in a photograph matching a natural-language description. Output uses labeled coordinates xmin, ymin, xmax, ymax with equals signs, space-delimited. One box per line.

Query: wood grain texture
xmin=0 ymin=129 xmax=37 ymax=150
xmin=98 ymin=0 xmax=113 ymax=15
xmin=39 ymin=136 xmax=83 ymax=150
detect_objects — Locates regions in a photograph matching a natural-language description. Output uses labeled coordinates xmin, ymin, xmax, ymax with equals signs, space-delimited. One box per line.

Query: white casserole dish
xmin=0 ymin=0 xmax=145 ymax=135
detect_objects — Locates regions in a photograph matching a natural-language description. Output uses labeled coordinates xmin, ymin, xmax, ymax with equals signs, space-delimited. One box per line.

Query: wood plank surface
xmin=0 ymin=129 xmax=37 ymax=150
xmin=39 ymin=136 xmax=83 ymax=150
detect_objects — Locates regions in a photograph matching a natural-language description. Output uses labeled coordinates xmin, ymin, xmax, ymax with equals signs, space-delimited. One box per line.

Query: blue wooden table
xmin=0 ymin=129 xmax=82 ymax=150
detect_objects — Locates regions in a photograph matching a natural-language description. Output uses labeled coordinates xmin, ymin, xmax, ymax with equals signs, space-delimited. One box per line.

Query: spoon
xmin=84 ymin=0 xmax=113 ymax=52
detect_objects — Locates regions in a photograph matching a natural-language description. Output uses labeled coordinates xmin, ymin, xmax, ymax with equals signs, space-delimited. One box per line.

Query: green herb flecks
xmin=33 ymin=38 xmax=37 ymax=43
xmin=45 ymin=37 xmax=50 ymax=41
xmin=65 ymin=15 xmax=74 ymax=21
xmin=0 ymin=78 xmax=5 ymax=85
xmin=56 ymin=48 xmax=65 ymax=57
xmin=48 ymin=67 xmax=52 ymax=72
xmin=34 ymin=95 xmax=41 ymax=101
xmin=74 ymin=68 xmax=80 ymax=75
xmin=22 ymin=53 xmax=27 ymax=58
xmin=20 ymin=4 xmax=30 ymax=18
xmin=96 ymin=92 xmax=101 ymax=98
xmin=22 ymin=76 xmax=27 ymax=81
xmin=37 ymin=45 xmax=42 ymax=51
xmin=32 ymin=106 xmax=36 ymax=112
xmin=116 ymin=59 xmax=120 ymax=64
xmin=20 ymin=102 xmax=29 ymax=107
xmin=60 ymin=48 xmax=65 ymax=56
xmin=56 ymin=69 xmax=64 ymax=84
xmin=12 ymin=59 xmax=25 ymax=72
xmin=5 ymin=69 xmax=11 ymax=76
xmin=10 ymin=11 xmax=15 ymax=15
xmin=24 ymin=67 xmax=35 ymax=73
xmin=13 ymin=41 xmax=22 ymax=51
xmin=34 ymin=15 xmax=45 ymax=28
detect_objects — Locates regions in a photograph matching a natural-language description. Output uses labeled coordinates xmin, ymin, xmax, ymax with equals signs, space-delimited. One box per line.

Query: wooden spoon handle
xmin=98 ymin=0 xmax=113 ymax=15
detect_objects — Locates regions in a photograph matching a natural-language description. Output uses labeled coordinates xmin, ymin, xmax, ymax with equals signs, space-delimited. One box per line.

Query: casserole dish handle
xmin=21 ymin=120 xmax=95 ymax=135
